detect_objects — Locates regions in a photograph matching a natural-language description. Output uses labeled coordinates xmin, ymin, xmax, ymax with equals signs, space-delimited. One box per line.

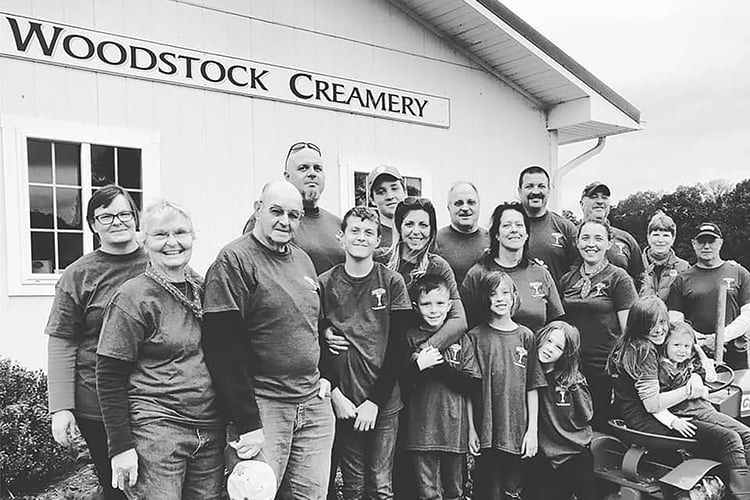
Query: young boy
xmin=402 ymin=274 xmax=482 ymax=500
xmin=318 ymin=206 xmax=412 ymax=499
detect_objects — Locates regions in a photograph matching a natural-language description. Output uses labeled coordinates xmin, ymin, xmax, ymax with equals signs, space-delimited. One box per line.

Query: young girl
xmin=469 ymin=271 xmax=546 ymax=500
xmin=529 ymin=321 xmax=596 ymax=500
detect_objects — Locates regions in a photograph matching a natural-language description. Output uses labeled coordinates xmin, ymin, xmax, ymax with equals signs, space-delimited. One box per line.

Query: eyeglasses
xmin=285 ymin=142 xmax=321 ymax=164
xmin=402 ymin=196 xmax=433 ymax=209
xmin=147 ymin=229 xmax=193 ymax=242
xmin=94 ymin=211 xmax=135 ymax=225
xmin=267 ymin=205 xmax=303 ymax=222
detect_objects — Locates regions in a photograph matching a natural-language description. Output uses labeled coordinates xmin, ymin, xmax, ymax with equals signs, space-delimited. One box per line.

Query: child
xmin=469 ymin=271 xmax=546 ymax=500
xmin=402 ymin=274 xmax=482 ymax=500
xmin=317 ymin=206 xmax=413 ymax=499
xmin=528 ymin=321 xmax=596 ymax=500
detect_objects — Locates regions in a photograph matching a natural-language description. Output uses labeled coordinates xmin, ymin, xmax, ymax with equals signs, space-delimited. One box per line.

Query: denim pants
xmin=335 ymin=411 xmax=399 ymax=500
xmin=126 ymin=419 xmax=225 ymax=500
xmin=473 ymin=449 xmax=524 ymax=500
xmin=257 ymin=394 xmax=335 ymax=500
xmin=412 ymin=451 xmax=465 ymax=500
xmin=690 ymin=408 xmax=750 ymax=468
xmin=76 ymin=417 xmax=127 ymax=500
xmin=526 ymin=448 xmax=598 ymax=500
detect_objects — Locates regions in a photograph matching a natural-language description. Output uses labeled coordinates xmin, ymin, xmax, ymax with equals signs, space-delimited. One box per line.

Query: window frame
xmin=1 ymin=115 xmax=160 ymax=296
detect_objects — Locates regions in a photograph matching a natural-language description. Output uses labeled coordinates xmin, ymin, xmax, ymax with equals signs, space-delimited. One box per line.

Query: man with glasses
xmin=667 ymin=222 xmax=750 ymax=370
xmin=203 ymin=180 xmax=335 ymax=499
xmin=367 ymin=165 xmax=407 ymax=249
xmin=243 ymin=141 xmax=344 ymax=274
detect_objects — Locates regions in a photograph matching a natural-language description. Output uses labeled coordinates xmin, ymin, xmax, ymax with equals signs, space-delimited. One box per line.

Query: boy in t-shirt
xmin=402 ymin=274 xmax=482 ymax=500
xmin=318 ymin=206 xmax=412 ymax=499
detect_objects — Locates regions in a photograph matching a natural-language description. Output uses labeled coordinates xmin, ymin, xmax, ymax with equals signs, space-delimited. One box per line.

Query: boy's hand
xmin=230 ymin=428 xmax=265 ymax=459
xmin=331 ymin=388 xmax=357 ymax=420
xmin=325 ymin=326 xmax=350 ymax=355
xmin=354 ymin=400 xmax=379 ymax=432
xmin=468 ymin=427 xmax=480 ymax=456
xmin=416 ymin=346 xmax=444 ymax=371
xmin=51 ymin=410 xmax=78 ymax=447
xmin=111 ymin=448 xmax=138 ymax=490
xmin=520 ymin=429 xmax=538 ymax=458
xmin=671 ymin=417 xmax=696 ymax=438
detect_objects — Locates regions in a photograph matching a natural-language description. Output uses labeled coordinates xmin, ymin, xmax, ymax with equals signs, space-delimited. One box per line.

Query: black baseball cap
xmin=693 ymin=222 xmax=722 ymax=239
xmin=581 ymin=181 xmax=611 ymax=199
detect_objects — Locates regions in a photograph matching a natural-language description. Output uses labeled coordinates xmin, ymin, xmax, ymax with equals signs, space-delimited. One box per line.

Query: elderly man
xmin=518 ymin=165 xmax=578 ymax=285
xmin=243 ymin=141 xmax=344 ymax=274
xmin=204 ymin=181 xmax=335 ymax=498
xmin=667 ymin=222 xmax=750 ymax=370
xmin=435 ymin=181 xmax=489 ymax=285
xmin=367 ymin=165 xmax=406 ymax=249
xmin=580 ymin=181 xmax=644 ymax=285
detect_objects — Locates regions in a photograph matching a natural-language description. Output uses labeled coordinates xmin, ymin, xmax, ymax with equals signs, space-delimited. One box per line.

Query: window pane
xmin=31 ymin=232 xmax=55 ymax=274
xmin=404 ymin=176 xmax=422 ymax=197
xmin=58 ymin=233 xmax=83 ymax=270
xmin=354 ymin=171 xmax=368 ymax=207
xmin=91 ymin=145 xmax=115 ymax=186
xmin=55 ymin=142 xmax=81 ymax=186
xmin=127 ymin=190 xmax=142 ymax=211
xmin=118 ymin=148 xmax=142 ymax=188
xmin=56 ymin=187 xmax=82 ymax=229
xmin=29 ymin=185 xmax=54 ymax=229
xmin=28 ymin=139 xmax=52 ymax=183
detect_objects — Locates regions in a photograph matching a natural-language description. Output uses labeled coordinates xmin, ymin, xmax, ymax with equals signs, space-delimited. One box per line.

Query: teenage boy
xmin=318 ymin=206 xmax=412 ymax=499
xmin=402 ymin=274 xmax=482 ymax=500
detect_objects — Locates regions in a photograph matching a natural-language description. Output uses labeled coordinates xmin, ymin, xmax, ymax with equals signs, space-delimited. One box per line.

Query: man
xmin=518 ymin=166 xmax=578 ymax=285
xmin=367 ymin=165 xmax=406 ymax=249
xmin=435 ymin=181 xmax=489 ymax=285
xmin=203 ymin=181 xmax=335 ymax=498
xmin=580 ymin=181 xmax=644 ymax=284
xmin=243 ymin=141 xmax=344 ymax=274
xmin=667 ymin=222 xmax=750 ymax=370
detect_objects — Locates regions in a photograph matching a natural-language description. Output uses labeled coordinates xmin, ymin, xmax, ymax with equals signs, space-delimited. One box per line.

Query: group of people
xmin=45 ymin=140 xmax=750 ymax=500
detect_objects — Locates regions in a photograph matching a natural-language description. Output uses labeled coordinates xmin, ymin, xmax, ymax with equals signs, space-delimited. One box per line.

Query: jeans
xmin=126 ymin=419 xmax=225 ymax=500
xmin=412 ymin=451 xmax=465 ymax=500
xmin=76 ymin=417 xmax=127 ymax=500
xmin=526 ymin=448 xmax=598 ymax=500
xmin=583 ymin=369 xmax=613 ymax=433
xmin=335 ymin=411 xmax=399 ymax=500
xmin=473 ymin=449 xmax=524 ymax=500
xmin=690 ymin=408 xmax=750 ymax=468
xmin=257 ymin=394 xmax=335 ymax=500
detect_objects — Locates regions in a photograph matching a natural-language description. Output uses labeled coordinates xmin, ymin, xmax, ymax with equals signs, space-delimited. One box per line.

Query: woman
xmin=462 ymin=202 xmax=564 ymax=332
xmin=96 ymin=200 xmax=224 ymax=499
xmin=640 ymin=210 xmax=688 ymax=300
xmin=46 ymin=185 xmax=147 ymax=500
xmin=559 ymin=218 xmax=637 ymax=431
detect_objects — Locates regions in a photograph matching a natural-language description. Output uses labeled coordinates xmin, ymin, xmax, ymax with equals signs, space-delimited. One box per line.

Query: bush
xmin=0 ymin=357 xmax=72 ymax=495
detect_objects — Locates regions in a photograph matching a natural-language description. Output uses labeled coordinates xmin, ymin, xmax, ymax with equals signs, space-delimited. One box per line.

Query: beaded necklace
xmin=145 ymin=263 xmax=203 ymax=321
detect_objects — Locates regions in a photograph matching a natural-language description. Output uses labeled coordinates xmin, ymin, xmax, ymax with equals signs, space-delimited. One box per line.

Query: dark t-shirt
xmin=658 ymin=355 xmax=714 ymax=416
xmin=435 ymin=225 xmax=489 ymax=286
xmin=470 ymin=323 xmax=547 ymax=453
xmin=378 ymin=223 xmax=394 ymax=249
xmin=527 ymin=211 xmax=578 ymax=286
xmin=203 ymin=234 xmax=321 ymax=402
xmin=45 ymin=248 xmax=149 ymax=420
xmin=607 ymin=227 xmax=644 ymax=285
xmin=560 ymin=263 xmax=637 ymax=373
xmin=97 ymin=273 xmax=221 ymax=426
xmin=318 ymin=263 xmax=411 ymax=415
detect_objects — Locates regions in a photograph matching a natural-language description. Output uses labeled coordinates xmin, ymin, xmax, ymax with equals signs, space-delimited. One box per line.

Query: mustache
xmin=527 ymin=194 xmax=545 ymax=200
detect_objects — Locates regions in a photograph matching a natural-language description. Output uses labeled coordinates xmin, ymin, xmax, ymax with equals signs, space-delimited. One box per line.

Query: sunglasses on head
xmin=285 ymin=142 xmax=321 ymax=163
xmin=402 ymin=196 xmax=433 ymax=209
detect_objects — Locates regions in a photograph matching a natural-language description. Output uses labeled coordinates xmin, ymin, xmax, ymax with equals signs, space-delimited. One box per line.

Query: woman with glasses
xmin=461 ymin=202 xmax=564 ymax=333
xmin=96 ymin=199 xmax=224 ymax=499
xmin=45 ymin=185 xmax=147 ymax=500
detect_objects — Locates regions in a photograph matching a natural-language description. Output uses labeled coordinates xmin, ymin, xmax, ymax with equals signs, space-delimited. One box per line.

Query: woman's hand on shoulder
xmin=51 ymin=410 xmax=78 ymax=447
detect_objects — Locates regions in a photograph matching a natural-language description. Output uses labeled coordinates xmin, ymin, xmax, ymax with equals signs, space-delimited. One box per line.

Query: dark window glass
xmin=29 ymin=185 xmax=54 ymax=229
xmin=31 ymin=232 xmax=55 ymax=273
xmin=58 ymin=233 xmax=83 ymax=270
xmin=118 ymin=148 xmax=142 ymax=189
xmin=354 ymin=172 xmax=368 ymax=207
xmin=56 ymin=187 xmax=82 ymax=230
xmin=91 ymin=145 xmax=115 ymax=186
xmin=404 ymin=176 xmax=422 ymax=197
xmin=55 ymin=142 xmax=81 ymax=186
xmin=127 ymin=190 xmax=142 ymax=211
xmin=28 ymin=139 xmax=52 ymax=183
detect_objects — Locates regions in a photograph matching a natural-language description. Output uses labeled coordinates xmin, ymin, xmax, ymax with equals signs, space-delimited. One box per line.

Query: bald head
xmin=284 ymin=147 xmax=325 ymax=208
xmin=447 ymin=182 xmax=480 ymax=233
xmin=254 ymin=181 xmax=304 ymax=252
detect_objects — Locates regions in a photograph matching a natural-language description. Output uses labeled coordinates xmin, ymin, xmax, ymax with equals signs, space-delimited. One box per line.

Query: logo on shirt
xmin=551 ymin=232 xmax=564 ymax=248
xmin=723 ymin=277 xmax=736 ymax=291
xmin=614 ymin=241 xmax=627 ymax=256
xmin=555 ymin=385 xmax=571 ymax=407
xmin=371 ymin=288 xmax=387 ymax=310
xmin=303 ymin=276 xmax=318 ymax=293
xmin=514 ymin=346 xmax=528 ymax=368
xmin=529 ymin=281 xmax=545 ymax=298
xmin=590 ymin=282 xmax=608 ymax=298
xmin=445 ymin=343 xmax=461 ymax=368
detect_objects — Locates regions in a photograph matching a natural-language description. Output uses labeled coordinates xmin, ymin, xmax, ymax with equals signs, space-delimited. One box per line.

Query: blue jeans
xmin=335 ymin=411 xmax=399 ymax=499
xmin=257 ymin=394 xmax=335 ymax=500
xmin=126 ymin=419 xmax=225 ymax=500
xmin=412 ymin=451 xmax=465 ymax=500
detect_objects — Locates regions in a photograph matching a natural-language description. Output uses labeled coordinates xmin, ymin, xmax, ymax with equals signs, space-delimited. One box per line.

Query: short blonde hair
xmin=139 ymin=199 xmax=194 ymax=242
xmin=648 ymin=210 xmax=677 ymax=236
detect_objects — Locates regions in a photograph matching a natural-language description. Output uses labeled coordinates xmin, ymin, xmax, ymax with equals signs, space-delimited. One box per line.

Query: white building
xmin=0 ymin=0 xmax=640 ymax=369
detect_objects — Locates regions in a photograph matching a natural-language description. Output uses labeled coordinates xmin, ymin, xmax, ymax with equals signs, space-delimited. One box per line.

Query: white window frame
xmin=1 ymin=115 xmax=160 ymax=296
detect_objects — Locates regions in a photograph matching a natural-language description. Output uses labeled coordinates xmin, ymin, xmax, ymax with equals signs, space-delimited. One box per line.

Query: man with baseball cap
xmin=367 ymin=165 xmax=406 ymax=249
xmin=580 ymin=181 xmax=644 ymax=284
xmin=667 ymin=222 xmax=750 ymax=369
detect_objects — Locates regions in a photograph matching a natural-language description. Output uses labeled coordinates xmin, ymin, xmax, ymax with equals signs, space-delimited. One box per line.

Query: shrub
xmin=0 ymin=357 xmax=72 ymax=495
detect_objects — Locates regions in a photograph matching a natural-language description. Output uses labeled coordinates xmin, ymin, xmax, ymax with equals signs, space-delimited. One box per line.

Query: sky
xmin=500 ymin=0 xmax=750 ymax=214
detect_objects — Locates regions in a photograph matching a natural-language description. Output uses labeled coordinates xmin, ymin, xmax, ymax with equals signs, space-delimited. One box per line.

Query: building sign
xmin=0 ymin=14 xmax=450 ymax=128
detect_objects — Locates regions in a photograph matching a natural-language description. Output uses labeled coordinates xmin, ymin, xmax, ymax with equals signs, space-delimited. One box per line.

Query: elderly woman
xmin=96 ymin=200 xmax=224 ymax=499
xmin=462 ymin=201 xmax=564 ymax=333
xmin=640 ymin=210 xmax=688 ymax=300
xmin=46 ymin=185 xmax=147 ymax=500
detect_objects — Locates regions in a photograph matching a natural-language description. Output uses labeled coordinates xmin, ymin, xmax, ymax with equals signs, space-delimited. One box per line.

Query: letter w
xmin=6 ymin=17 xmax=63 ymax=56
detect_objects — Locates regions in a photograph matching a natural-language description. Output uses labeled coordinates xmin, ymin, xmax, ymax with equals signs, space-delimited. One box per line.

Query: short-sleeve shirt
xmin=435 ymin=225 xmax=489 ymax=285
xmin=607 ymin=227 xmax=644 ymax=286
xmin=461 ymin=260 xmax=564 ymax=332
xmin=657 ymin=355 xmax=714 ymax=416
xmin=378 ymin=223 xmax=394 ymax=249
xmin=559 ymin=263 xmax=638 ymax=373
xmin=318 ymin=263 xmax=411 ymax=415
xmin=667 ymin=262 xmax=750 ymax=369
xmin=470 ymin=324 xmax=547 ymax=453
xmin=527 ymin=211 xmax=578 ymax=286
xmin=203 ymin=233 xmax=321 ymax=402
xmin=44 ymin=248 xmax=149 ymax=420
xmin=97 ymin=273 xmax=221 ymax=427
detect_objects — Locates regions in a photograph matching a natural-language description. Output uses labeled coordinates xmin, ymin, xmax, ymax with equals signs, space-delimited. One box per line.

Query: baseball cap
xmin=581 ymin=181 xmax=611 ymax=199
xmin=227 ymin=459 xmax=277 ymax=500
xmin=693 ymin=222 xmax=722 ymax=239
xmin=367 ymin=165 xmax=403 ymax=195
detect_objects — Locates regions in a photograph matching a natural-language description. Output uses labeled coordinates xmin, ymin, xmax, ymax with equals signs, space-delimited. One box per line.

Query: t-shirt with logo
xmin=559 ymin=263 xmax=638 ymax=373
xmin=318 ymin=263 xmax=412 ymax=415
xmin=527 ymin=211 xmax=578 ymax=286
xmin=606 ymin=227 xmax=644 ymax=286
xmin=435 ymin=225 xmax=490 ymax=285
xmin=666 ymin=262 xmax=750 ymax=369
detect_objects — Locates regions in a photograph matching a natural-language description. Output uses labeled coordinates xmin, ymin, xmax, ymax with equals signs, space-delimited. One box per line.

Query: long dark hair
xmin=386 ymin=197 xmax=438 ymax=282
xmin=480 ymin=202 xmax=530 ymax=269
xmin=606 ymin=295 xmax=668 ymax=376
xmin=537 ymin=320 xmax=586 ymax=390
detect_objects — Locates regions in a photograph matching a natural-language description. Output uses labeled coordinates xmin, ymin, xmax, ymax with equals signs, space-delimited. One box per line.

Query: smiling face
xmin=489 ymin=280 xmax=515 ymax=318
xmin=647 ymin=315 xmax=669 ymax=346
xmin=538 ymin=328 xmax=566 ymax=365
xmin=665 ymin=332 xmax=694 ymax=364
xmin=371 ymin=178 xmax=406 ymax=219
xmin=496 ymin=208 xmax=528 ymax=252
xmin=284 ymin=148 xmax=325 ymax=206
xmin=519 ymin=172 xmax=550 ymax=215
xmin=416 ymin=286 xmax=452 ymax=329
xmin=692 ymin=235 xmax=723 ymax=267
xmin=648 ymin=230 xmax=675 ymax=258
xmin=400 ymin=208 xmax=431 ymax=253
xmin=340 ymin=215 xmax=380 ymax=260
xmin=145 ymin=212 xmax=194 ymax=277
xmin=577 ymin=221 xmax=611 ymax=266
xmin=255 ymin=182 xmax=304 ymax=251
xmin=580 ymin=191 xmax=611 ymax=222
xmin=447 ymin=183 xmax=480 ymax=232
xmin=92 ymin=194 xmax=138 ymax=252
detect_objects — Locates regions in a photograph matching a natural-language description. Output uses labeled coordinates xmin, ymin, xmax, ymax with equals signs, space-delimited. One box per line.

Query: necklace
xmin=574 ymin=259 xmax=608 ymax=299
xmin=145 ymin=264 xmax=204 ymax=321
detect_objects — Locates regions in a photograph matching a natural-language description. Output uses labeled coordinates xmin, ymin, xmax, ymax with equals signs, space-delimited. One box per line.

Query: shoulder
xmin=607 ymin=263 xmax=632 ymax=280
xmin=427 ymin=253 xmax=453 ymax=273
xmin=559 ymin=267 xmax=580 ymax=288
xmin=436 ymin=225 xmax=452 ymax=239
xmin=318 ymin=264 xmax=343 ymax=284
xmin=550 ymin=211 xmax=577 ymax=230
xmin=612 ymin=226 xmax=638 ymax=245
xmin=317 ymin=207 xmax=342 ymax=225
xmin=517 ymin=324 xmax=534 ymax=339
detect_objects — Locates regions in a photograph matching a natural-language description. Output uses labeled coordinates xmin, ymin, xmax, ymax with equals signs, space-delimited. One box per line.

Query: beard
xmin=301 ymin=187 xmax=321 ymax=205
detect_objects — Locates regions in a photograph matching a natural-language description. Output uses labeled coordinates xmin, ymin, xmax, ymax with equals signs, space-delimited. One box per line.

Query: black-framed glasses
xmin=285 ymin=142 xmax=321 ymax=163
xmin=94 ymin=211 xmax=135 ymax=225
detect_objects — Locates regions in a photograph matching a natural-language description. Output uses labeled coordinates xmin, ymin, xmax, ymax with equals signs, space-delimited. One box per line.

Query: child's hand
xmin=324 ymin=326 xmax=350 ymax=355
xmin=331 ymin=388 xmax=357 ymax=420
xmin=688 ymin=373 xmax=705 ymax=399
xmin=670 ymin=417 xmax=696 ymax=438
xmin=468 ymin=427 xmax=480 ymax=456
xmin=354 ymin=400 xmax=379 ymax=432
xmin=416 ymin=346 xmax=444 ymax=371
xmin=520 ymin=429 xmax=538 ymax=458
xmin=696 ymin=385 xmax=710 ymax=400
